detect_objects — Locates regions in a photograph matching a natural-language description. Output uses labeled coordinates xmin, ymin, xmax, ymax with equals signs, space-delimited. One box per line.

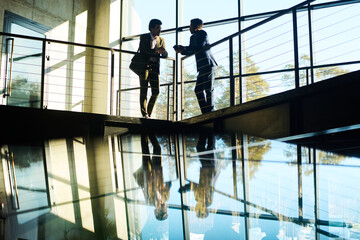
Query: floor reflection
xmin=0 ymin=130 xmax=359 ymax=239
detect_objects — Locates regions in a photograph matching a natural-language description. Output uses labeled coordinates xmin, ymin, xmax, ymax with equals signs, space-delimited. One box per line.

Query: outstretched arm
xmin=182 ymin=31 xmax=207 ymax=55
xmin=159 ymin=39 xmax=168 ymax=58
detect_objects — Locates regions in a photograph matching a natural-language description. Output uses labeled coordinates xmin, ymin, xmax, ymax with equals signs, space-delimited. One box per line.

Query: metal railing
xmin=180 ymin=0 xmax=360 ymax=119
xmin=0 ymin=32 xmax=176 ymax=120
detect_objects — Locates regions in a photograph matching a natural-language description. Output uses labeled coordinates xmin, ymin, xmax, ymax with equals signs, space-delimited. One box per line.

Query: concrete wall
xmin=0 ymin=0 xmax=95 ymax=42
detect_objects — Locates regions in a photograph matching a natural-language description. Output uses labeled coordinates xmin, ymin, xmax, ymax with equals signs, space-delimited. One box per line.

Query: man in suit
xmin=175 ymin=18 xmax=217 ymax=114
xmin=139 ymin=19 xmax=168 ymax=118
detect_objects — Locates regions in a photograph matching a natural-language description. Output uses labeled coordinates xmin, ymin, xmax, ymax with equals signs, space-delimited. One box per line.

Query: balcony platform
xmin=2 ymin=70 xmax=360 ymax=157
xmin=181 ymin=70 xmax=360 ymax=140
xmin=0 ymin=105 xmax=179 ymax=144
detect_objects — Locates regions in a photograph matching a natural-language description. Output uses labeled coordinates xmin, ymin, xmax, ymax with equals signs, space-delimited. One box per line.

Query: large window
xmin=119 ymin=0 xmax=360 ymax=119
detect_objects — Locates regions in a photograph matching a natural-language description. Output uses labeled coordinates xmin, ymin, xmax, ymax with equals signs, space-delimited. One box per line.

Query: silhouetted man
xmin=175 ymin=18 xmax=217 ymax=114
xmin=139 ymin=19 xmax=168 ymax=118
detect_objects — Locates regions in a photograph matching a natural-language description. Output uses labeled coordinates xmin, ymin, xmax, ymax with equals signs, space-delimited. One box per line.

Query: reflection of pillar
xmin=65 ymin=139 xmax=82 ymax=228
xmin=86 ymin=135 xmax=116 ymax=238
xmin=113 ymin=135 xmax=129 ymax=240
xmin=47 ymin=139 xmax=77 ymax=224
xmin=297 ymin=145 xmax=303 ymax=223
xmin=176 ymin=133 xmax=190 ymax=240
xmin=240 ymin=134 xmax=250 ymax=239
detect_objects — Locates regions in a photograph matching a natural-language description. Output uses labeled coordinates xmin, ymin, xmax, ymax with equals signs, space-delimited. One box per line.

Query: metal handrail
xmin=0 ymin=31 xmax=176 ymax=119
xmin=179 ymin=0 xmax=316 ymax=119
xmin=181 ymin=0 xmax=316 ymax=61
xmin=0 ymin=31 xmax=175 ymax=61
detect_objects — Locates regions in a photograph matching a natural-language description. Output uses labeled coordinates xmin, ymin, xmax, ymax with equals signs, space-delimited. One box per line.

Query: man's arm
xmin=181 ymin=31 xmax=207 ymax=55
xmin=159 ymin=38 xmax=168 ymax=58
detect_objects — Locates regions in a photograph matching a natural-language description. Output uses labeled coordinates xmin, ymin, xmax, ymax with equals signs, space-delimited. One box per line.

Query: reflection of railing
xmin=116 ymin=132 xmax=356 ymax=239
xmin=4 ymin=151 xmax=20 ymax=210
xmin=0 ymin=32 xmax=176 ymax=120
xmin=9 ymin=152 xmax=20 ymax=210
xmin=180 ymin=0 xmax=360 ymax=119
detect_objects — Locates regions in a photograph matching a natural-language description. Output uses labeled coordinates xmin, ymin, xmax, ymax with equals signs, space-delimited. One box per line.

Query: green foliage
xmin=281 ymin=54 xmax=349 ymax=173
xmin=243 ymin=53 xmax=270 ymax=101
xmin=284 ymin=145 xmax=346 ymax=176
xmin=282 ymin=54 xmax=350 ymax=86
xmin=236 ymin=136 xmax=272 ymax=180
xmin=9 ymin=144 xmax=43 ymax=169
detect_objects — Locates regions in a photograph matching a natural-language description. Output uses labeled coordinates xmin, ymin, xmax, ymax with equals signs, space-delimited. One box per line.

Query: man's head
xmin=195 ymin=202 xmax=209 ymax=219
xmin=155 ymin=202 xmax=168 ymax=221
xmin=149 ymin=19 xmax=162 ymax=37
xmin=190 ymin=18 xmax=203 ymax=34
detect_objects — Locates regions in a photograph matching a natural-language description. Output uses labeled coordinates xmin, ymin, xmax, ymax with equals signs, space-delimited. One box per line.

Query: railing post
xmin=116 ymin=90 xmax=120 ymax=116
xmin=238 ymin=0 xmax=244 ymax=105
xmin=110 ymin=49 xmax=115 ymax=115
xmin=175 ymin=0 xmax=180 ymax=122
xmin=307 ymin=3 xmax=315 ymax=84
xmin=297 ymin=145 xmax=303 ymax=223
xmin=180 ymin=60 xmax=184 ymax=120
xmin=167 ymin=84 xmax=170 ymax=121
xmin=229 ymin=38 xmax=235 ymax=106
xmin=293 ymin=9 xmax=300 ymax=88
xmin=40 ymin=40 xmax=46 ymax=109
xmin=173 ymin=59 xmax=177 ymax=121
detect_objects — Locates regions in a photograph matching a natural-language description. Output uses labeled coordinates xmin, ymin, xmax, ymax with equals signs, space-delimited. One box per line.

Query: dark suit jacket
xmin=139 ymin=33 xmax=168 ymax=73
xmin=181 ymin=30 xmax=217 ymax=73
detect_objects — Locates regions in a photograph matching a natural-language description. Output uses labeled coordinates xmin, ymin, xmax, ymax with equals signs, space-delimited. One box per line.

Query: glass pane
xmin=242 ymin=14 xmax=294 ymax=74
xmin=317 ymin=150 xmax=359 ymax=239
xmin=242 ymin=0 xmax=304 ymax=16
xmin=242 ymin=71 xmax=295 ymax=103
xmin=122 ymin=0 xmax=176 ymax=36
xmin=180 ymin=0 xmax=238 ymax=26
xmin=312 ymin=3 xmax=360 ymax=66
xmin=7 ymin=23 xmax=43 ymax=108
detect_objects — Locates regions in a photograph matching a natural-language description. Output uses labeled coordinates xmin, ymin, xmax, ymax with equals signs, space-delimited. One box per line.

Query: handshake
xmin=173 ymin=45 xmax=185 ymax=53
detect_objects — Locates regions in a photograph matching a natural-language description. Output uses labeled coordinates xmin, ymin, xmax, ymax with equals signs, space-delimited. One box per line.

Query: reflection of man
xmin=180 ymin=133 xmax=219 ymax=218
xmin=139 ymin=19 xmax=168 ymax=118
xmin=175 ymin=18 xmax=217 ymax=114
xmin=133 ymin=134 xmax=171 ymax=220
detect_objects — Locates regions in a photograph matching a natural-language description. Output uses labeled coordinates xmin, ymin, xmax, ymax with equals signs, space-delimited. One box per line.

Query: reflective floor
xmin=0 ymin=130 xmax=360 ymax=239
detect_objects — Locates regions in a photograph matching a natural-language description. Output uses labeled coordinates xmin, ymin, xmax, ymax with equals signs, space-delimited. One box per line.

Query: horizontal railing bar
xmin=118 ymin=82 xmax=174 ymax=92
xmin=0 ymin=32 xmax=175 ymax=61
xmin=180 ymin=60 xmax=360 ymax=84
xmin=310 ymin=0 xmax=360 ymax=11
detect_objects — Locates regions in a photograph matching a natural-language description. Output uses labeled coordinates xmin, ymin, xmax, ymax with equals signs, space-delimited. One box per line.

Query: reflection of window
xmin=7 ymin=143 xmax=50 ymax=224
xmin=3 ymin=11 xmax=50 ymax=108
